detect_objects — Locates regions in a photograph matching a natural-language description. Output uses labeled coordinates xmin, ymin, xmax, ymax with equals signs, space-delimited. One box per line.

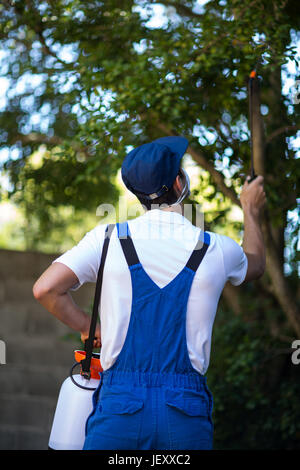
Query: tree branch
xmin=11 ymin=133 xmax=63 ymax=147
xmin=152 ymin=1 xmax=204 ymax=19
xmin=222 ymin=282 xmax=241 ymax=315
xmin=187 ymin=144 xmax=241 ymax=207
xmin=262 ymin=214 xmax=300 ymax=337
xmin=154 ymin=119 xmax=241 ymax=207
xmin=25 ymin=0 xmax=71 ymax=67
xmin=266 ymin=125 xmax=300 ymax=144
xmin=10 ymin=132 xmax=92 ymax=158
xmin=36 ymin=31 xmax=69 ymax=67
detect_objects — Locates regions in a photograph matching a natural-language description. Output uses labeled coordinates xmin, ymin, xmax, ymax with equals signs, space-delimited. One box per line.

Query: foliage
xmin=0 ymin=0 xmax=298 ymax=227
xmin=208 ymin=296 xmax=300 ymax=449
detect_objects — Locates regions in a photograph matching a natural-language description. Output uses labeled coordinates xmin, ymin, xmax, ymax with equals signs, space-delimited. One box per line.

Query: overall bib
xmin=83 ymin=221 xmax=213 ymax=450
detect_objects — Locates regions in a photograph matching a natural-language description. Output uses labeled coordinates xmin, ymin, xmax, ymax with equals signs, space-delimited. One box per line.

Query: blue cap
xmin=121 ymin=136 xmax=189 ymax=200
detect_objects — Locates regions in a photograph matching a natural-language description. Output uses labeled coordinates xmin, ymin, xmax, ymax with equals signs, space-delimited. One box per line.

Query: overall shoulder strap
xmin=81 ymin=223 xmax=115 ymax=379
xmin=185 ymin=231 xmax=210 ymax=272
xmin=117 ymin=221 xmax=140 ymax=267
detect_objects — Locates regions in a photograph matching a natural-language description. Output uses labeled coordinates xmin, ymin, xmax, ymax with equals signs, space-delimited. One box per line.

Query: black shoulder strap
xmin=185 ymin=231 xmax=210 ymax=272
xmin=81 ymin=223 xmax=115 ymax=379
xmin=117 ymin=221 xmax=140 ymax=267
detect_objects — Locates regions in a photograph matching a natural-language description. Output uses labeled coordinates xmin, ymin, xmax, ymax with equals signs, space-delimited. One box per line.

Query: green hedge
xmin=207 ymin=306 xmax=300 ymax=449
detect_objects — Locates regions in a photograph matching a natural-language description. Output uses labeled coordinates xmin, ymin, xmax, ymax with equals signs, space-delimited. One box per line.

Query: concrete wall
xmin=0 ymin=249 xmax=95 ymax=450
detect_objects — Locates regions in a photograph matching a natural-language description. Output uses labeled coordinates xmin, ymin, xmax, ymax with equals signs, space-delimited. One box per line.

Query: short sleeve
xmin=219 ymin=235 xmax=248 ymax=286
xmin=52 ymin=224 xmax=107 ymax=290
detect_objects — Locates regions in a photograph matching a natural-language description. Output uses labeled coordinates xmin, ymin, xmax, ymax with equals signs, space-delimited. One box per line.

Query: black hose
xmin=69 ymin=362 xmax=97 ymax=391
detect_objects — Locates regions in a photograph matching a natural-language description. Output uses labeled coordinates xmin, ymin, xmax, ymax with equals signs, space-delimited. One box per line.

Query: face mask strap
xmin=168 ymin=168 xmax=190 ymax=207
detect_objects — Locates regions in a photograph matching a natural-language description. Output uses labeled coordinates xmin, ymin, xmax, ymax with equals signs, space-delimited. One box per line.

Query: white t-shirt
xmin=53 ymin=209 xmax=248 ymax=375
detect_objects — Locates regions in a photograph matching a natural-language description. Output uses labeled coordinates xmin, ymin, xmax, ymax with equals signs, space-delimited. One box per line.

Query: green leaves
xmin=0 ymin=0 xmax=298 ymax=253
xmin=208 ymin=306 xmax=300 ymax=449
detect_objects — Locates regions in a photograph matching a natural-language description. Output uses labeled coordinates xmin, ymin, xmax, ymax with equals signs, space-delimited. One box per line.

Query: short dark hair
xmin=135 ymin=171 xmax=181 ymax=211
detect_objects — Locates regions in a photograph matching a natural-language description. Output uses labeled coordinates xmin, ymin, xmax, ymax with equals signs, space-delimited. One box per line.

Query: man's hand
xmin=80 ymin=323 xmax=101 ymax=349
xmin=240 ymin=175 xmax=266 ymax=218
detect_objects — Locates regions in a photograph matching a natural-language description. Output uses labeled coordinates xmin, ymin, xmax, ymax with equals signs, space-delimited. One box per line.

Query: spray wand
xmin=248 ymin=69 xmax=258 ymax=183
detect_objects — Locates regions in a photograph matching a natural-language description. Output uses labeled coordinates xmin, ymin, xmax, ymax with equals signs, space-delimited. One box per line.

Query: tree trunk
xmin=222 ymin=282 xmax=241 ymax=316
xmin=251 ymin=70 xmax=300 ymax=336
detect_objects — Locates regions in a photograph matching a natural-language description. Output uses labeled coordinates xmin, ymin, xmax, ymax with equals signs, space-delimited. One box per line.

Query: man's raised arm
xmin=240 ymin=175 xmax=266 ymax=282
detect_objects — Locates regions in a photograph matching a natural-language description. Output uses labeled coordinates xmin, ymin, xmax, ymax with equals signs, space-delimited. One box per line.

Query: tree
xmin=1 ymin=0 xmax=298 ymax=332
xmin=0 ymin=0 xmax=299 ymax=447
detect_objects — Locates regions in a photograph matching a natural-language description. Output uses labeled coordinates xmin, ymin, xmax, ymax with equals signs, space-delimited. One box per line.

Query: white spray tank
xmin=48 ymin=350 xmax=102 ymax=450
xmin=48 ymin=223 xmax=115 ymax=450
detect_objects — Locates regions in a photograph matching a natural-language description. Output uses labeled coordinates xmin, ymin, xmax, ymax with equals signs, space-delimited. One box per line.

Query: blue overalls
xmin=83 ymin=221 xmax=213 ymax=450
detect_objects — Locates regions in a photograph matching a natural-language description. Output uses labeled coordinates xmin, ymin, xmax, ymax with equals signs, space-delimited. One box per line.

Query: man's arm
xmin=32 ymin=262 xmax=101 ymax=347
xmin=240 ymin=175 xmax=266 ymax=282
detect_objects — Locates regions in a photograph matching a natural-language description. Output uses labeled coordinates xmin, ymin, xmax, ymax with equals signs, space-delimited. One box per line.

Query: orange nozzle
xmin=74 ymin=350 xmax=103 ymax=379
xmin=250 ymin=70 xmax=256 ymax=78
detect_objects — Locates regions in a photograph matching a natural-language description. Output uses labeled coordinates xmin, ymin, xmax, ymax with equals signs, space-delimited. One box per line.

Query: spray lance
xmin=248 ymin=69 xmax=258 ymax=183
xmin=171 ymin=69 xmax=260 ymax=204
xmin=247 ymin=52 xmax=266 ymax=184
xmin=48 ymin=223 xmax=115 ymax=450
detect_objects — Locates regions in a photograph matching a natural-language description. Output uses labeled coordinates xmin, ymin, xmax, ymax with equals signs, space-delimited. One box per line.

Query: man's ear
xmin=173 ymin=174 xmax=183 ymax=195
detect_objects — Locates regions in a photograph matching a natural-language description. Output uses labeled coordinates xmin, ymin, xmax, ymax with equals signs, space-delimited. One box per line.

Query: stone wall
xmin=0 ymin=248 xmax=95 ymax=450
